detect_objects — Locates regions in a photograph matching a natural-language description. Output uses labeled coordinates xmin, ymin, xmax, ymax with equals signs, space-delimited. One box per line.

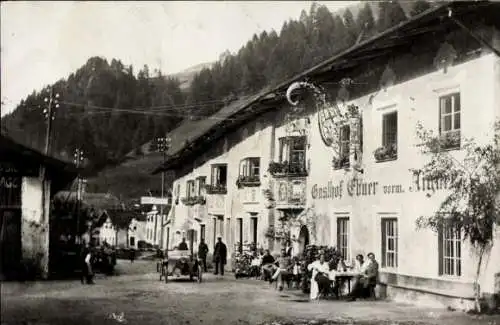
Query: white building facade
xmin=128 ymin=217 xmax=146 ymax=249
xmin=155 ymin=3 xmax=500 ymax=310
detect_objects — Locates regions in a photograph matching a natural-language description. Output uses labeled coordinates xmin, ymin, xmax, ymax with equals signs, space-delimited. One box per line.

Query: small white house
xmin=99 ymin=217 xmax=116 ymax=246
xmin=128 ymin=217 xmax=146 ymax=249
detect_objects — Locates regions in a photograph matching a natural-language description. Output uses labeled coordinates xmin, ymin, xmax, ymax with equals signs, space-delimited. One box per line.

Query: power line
xmin=59 ymin=101 xmax=246 ymax=121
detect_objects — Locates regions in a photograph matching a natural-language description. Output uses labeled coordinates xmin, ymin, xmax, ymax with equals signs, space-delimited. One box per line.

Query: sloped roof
xmin=107 ymin=209 xmax=137 ymax=229
xmin=152 ymin=1 xmax=499 ymax=174
xmin=55 ymin=191 xmax=123 ymax=211
xmin=1 ymin=134 xmax=79 ymax=193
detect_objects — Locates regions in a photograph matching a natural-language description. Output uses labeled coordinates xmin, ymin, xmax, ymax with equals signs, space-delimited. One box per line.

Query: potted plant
xmin=236 ymin=175 xmax=261 ymax=188
xmin=439 ymin=130 xmax=461 ymax=150
xmin=268 ymin=161 xmax=286 ymax=176
xmin=205 ymin=184 xmax=227 ymax=194
xmin=374 ymin=143 xmax=397 ymax=162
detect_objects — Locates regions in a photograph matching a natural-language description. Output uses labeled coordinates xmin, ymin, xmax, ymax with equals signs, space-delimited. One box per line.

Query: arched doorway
xmin=298 ymin=225 xmax=310 ymax=255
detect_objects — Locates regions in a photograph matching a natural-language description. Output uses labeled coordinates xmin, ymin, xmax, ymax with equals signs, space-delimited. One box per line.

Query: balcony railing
xmin=374 ymin=143 xmax=397 ymax=163
xmin=268 ymin=161 xmax=308 ymax=178
xmin=236 ymin=175 xmax=261 ymax=188
xmin=205 ymin=184 xmax=228 ymax=195
xmin=180 ymin=196 xmax=206 ymax=206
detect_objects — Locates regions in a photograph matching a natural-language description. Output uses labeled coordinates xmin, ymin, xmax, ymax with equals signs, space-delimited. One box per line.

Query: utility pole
xmin=40 ymin=88 xmax=60 ymax=223
xmin=73 ymin=149 xmax=84 ymax=244
xmin=157 ymin=137 xmax=171 ymax=250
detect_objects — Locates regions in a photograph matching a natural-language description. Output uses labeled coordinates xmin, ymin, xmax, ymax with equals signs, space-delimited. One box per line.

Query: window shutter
xmin=381 ymin=220 xmax=387 ymax=268
xmin=336 ymin=219 xmax=341 ymax=252
xmin=438 ymin=226 xmax=443 ymax=275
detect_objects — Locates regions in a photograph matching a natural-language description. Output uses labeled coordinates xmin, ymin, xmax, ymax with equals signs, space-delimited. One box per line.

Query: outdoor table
xmin=334 ymin=271 xmax=360 ymax=297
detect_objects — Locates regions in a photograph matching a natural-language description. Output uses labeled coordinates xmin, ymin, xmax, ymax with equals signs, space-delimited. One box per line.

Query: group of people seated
xmin=248 ymin=247 xmax=379 ymax=302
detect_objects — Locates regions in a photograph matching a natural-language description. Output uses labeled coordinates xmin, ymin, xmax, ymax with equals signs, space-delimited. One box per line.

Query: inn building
xmin=153 ymin=2 xmax=500 ymax=309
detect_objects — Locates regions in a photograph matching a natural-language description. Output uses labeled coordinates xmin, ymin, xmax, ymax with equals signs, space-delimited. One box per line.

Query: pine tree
xmin=410 ymin=0 xmax=431 ymax=16
xmin=377 ymin=1 xmax=408 ymax=33
xmin=356 ymin=3 xmax=376 ymax=41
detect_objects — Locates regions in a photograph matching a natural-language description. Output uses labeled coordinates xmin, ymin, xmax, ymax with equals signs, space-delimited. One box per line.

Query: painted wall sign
xmin=0 ymin=162 xmax=38 ymax=177
xmin=0 ymin=176 xmax=21 ymax=189
xmin=311 ymin=171 xmax=450 ymax=200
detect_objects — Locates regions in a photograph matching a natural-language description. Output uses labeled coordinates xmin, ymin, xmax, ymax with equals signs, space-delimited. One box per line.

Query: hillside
xmin=2 ymin=0 xmax=436 ymax=200
xmin=169 ymin=62 xmax=214 ymax=91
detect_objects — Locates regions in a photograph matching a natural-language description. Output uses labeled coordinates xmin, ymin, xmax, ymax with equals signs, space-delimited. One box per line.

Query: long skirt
xmin=310 ymin=274 xmax=330 ymax=300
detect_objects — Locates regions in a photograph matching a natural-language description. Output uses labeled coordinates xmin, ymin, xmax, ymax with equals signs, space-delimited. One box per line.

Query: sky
xmin=1 ymin=1 xmax=358 ymax=116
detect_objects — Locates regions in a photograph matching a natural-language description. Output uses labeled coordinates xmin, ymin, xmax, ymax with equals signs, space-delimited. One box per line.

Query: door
xmin=237 ymin=218 xmax=243 ymax=253
xmin=251 ymin=217 xmax=258 ymax=247
xmin=0 ymin=209 xmax=22 ymax=279
xmin=200 ymin=224 xmax=206 ymax=242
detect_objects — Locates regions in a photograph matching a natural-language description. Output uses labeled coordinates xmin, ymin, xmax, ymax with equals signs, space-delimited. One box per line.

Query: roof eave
xmin=152 ymin=1 xmax=494 ymax=175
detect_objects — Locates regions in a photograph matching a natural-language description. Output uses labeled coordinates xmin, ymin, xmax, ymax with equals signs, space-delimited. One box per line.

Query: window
xmin=339 ymin=125 xmax=350 ymax=165
xmin=251 ymin=217 xmax=258 ymax=245
xmin=211 ymin=164 xmax=227 ymax=186
xmin=336 ymin=217 xmax=350 ymax=260
xmin=382 ymin=112 xmax=398 ymax=148
xmin=218 ymin=216 xmax=224 ymax=238
xmin=200 ymin=224 xmax=205 ymax=241
xmin=130 ymin=236 xmax=135 ymax=247
xmin=381 ymin=218 xmax=398 ymax=268
xmin=196 ymin=177 xmax=206 ymax=196
xmin=239 ymin=158 xmax=260 ymax=177
xmin=278 ymin=136 xmax=306 ymax=169
xmin=439 ymin=224 xmax=462 ymax=276
xmin=439 ymin=93 xmax=461 ymax=149
xmin=186 ymin=180 xmax=195 ymax=197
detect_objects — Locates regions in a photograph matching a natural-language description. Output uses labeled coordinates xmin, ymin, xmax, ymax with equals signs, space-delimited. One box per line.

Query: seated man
xmin=270 ymin=249 xmax=293 ymax=290
xmin=260 ymin=250 xmax=276 ymax=281
xmin=177 ymin=238 xmax=189 ymax=250
xmin=347 ymin=252 xmax=379 ymax=301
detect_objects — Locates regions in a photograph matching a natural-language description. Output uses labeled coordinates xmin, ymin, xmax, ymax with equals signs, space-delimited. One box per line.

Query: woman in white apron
xmin=307 ymin=252 xmax=330 ymax=300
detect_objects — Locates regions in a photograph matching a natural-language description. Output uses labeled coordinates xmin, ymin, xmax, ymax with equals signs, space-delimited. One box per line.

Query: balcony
xmin=205 ymin=184 xmax=227 ymax=195
xmin=180 ymin=196 xmax=206 ymax=206
xmin=268 ymin=161 xmax=308 ymax=178
xmin=236 ymin=175 xmax=261 ymax=188
xmin=274 ymin=177 xmax=307 ymax=209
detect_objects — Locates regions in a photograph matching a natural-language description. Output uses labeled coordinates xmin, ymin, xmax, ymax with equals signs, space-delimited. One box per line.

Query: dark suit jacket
xmin=213 ymin=242 xmax=227 ymax=264
xmin=198 ymin=243 xmax=209 ymax=258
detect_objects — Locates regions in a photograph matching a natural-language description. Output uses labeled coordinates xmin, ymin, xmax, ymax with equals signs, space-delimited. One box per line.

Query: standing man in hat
xmin=213 ymin=235 xmax=227 ymax=276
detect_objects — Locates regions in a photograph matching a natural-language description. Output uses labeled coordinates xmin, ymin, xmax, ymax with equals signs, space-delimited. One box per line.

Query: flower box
xmin=439 ymin=130 xmax=461 ymax=150
xmin=268 ymin=161 xmax=308 ymax=177
xmin=180 ymin=196 xmax=206 ymax=206
xmin=236 ymin=175 xmax=261 ymax=188
xmin=205 ymin=184 xmax=227 ymax=195
xmin=332 ymin=156 xmax=350 ymax=169
xmin=374 ymin=143 xmax=398 ymax=163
